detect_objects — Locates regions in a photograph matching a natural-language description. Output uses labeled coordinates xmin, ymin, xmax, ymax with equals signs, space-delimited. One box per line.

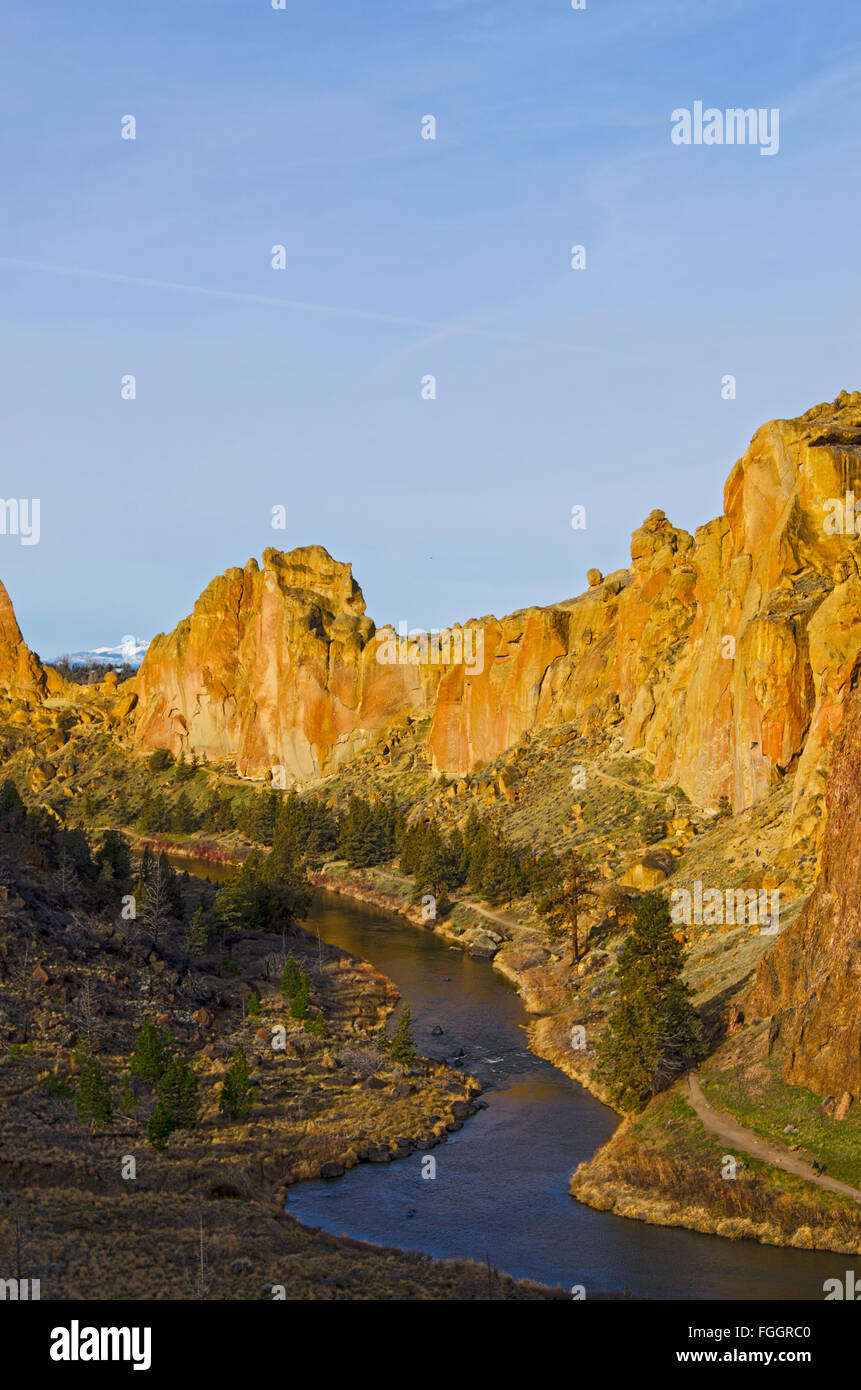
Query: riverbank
xmin=307 ymin=861 xmax=861 ymax=1256
xmin=130 ymin=835 xmax=861 ymax=1258
xmin=1 ymin=841 xmax=575 ymax=1300
xmin=308 ymin=861 xmax=615 ymax=1100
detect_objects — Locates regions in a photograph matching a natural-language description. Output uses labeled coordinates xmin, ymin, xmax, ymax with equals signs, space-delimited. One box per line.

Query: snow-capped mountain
xmin=64 ymin=635 xmax=150 ymax=669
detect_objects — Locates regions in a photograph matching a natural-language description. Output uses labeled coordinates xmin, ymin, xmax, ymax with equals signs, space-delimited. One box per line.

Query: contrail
xmin=0 ymin=256 xmax=579 ymax=349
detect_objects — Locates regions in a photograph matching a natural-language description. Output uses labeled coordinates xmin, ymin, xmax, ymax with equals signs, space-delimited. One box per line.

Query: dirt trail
xmin=462 ymin=900 xmax=521 ymax=931
xmin=591 ymin=768 xmax=667 ymax=800
xmin=686 ymin=1072 xmax=861 ymax=1202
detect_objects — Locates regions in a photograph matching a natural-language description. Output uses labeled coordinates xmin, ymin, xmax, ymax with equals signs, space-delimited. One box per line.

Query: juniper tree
xmin=75 ymin=1057 xmax=113 ymax=1133
xmin=157 ymin=1054 xmax=199 ymax=1131
xmin=536 ymin=849 xmax=600 ymax=966
xmin=279 ymin=958 xmax=303 ymax=998
xmin=596 ymin=892 xmax=705 ymax=1112
xmin=119 ymin=1075 xmax=138 ymax=1118
xmin=289 ymin=973 xmax=310 ymax=1020
xmin=184 ymin=907 xmax=210 ymax=956
xmin=147 ymin=1099 xmax=174 ymax=1150
xmin=305 ymin=1010 xmax=327 ymax=1038
xmin=96 ymin=829 xmax=132 ymax=880
xmin=219 ymin=1047 xmax=257 ymax=1122
xmin=387 ymin=1005 xmax=418 ymax=1069
xmin=171 ymin=791 xmax=196 ymax=834
xmin=138 ymin=845 xmax=154 ymax=883
xmin=130 ymin=1017 xmax=173 ymax=1085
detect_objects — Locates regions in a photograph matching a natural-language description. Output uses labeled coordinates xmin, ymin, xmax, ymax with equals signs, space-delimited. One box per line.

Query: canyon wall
xmin=0 ymin=579 xmax=52 ymax=701
xmin=0 ymin=393 xmax=856 ymax=869
xmin=751 ymin=684 xmax=861 ymax=1100
xmin=130 ymin=394 xmax=861 ymax=870
xmin=133 ymin=546 xmax=442 ymax=781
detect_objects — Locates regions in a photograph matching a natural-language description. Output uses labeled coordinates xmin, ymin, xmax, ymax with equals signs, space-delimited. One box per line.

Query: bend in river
xmin=173 ymin=858 xmax=842 ymax=1300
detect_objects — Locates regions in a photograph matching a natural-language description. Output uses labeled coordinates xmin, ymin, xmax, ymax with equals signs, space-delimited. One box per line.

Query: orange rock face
xmin=751 ymin=685 xmax=861 ymax=1098
xmin=0 ymin=579 xmax=50 ymax=698
xmin=425 ymin=394 xmax=861 ymax=863
xmin=134 ymin=546 xmax=438 ymax=781
xmin=127 ymin=396 xmax=861 ymax=857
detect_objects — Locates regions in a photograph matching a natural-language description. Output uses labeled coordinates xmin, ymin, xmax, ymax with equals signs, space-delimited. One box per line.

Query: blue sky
xmin=2 ymin=0 xmax=860 ymax=656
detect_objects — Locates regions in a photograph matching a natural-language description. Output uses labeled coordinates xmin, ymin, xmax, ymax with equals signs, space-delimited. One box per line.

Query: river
xmin=172 ymin=857 xmax=844 ymax=1299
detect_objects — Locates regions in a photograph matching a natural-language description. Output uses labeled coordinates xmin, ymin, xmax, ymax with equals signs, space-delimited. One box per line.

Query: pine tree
xmin=75 ymin=1057 xmax=113 ymax=1132
xmin=536 ymin=849 xmax=600 ymax=965
xmin=216 ymin=792 xmax=236 ymax=832
xmin=479 ymin=841 xmax=511 ymax=905
xmin=97 ymin=829 xmax=132 ymax=879
xmin=138 ymin=792 xmax=169 ymax=833
xmin=184 ymin=908 xmax=210 ymax=956
xmin=446 ymin=826 xmax=467 ymax=887
xmin=257 ymin=832 xmax=313 ymax=931
xmin=290 ymin=974 xmax=310 ymax=1020
xmin=157 ymin=1054 xmax=199 ymax=1131
xmin=130 ymin=1017 xmax=173 ymax=1085
xmin=414 ymin=823 xmax=452 ymax=897
xmin=119 ymin=1076 xmax=138 ymax=1118
xmin=139 ymin=844 xmax=154 ymax=883
xmin=171 ymin=791 xmax=196 ymax=834
xmin=147 ymin=1099 xmax=174 ymax=1150
xmin=219 ymin=1047 xmax=257 ymax=1121
xmin=596 ymin=892 xmax=705 ymax=1111
xmin=280 ymin=958 xmax=303 ymax=998
xmin=94 ymin=859 xmax=116 ymax=910
xmin=387 ymin=1005 xmax=418 ymax=1068
xmin=214 ymin=863 xmax=248 ymax=946
xmin=246 ymin=992 xmax=261 ymax=1017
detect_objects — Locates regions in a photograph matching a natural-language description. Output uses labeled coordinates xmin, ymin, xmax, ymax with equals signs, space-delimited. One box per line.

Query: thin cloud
xmin=0 ymin=256 xmax=581 ymax=351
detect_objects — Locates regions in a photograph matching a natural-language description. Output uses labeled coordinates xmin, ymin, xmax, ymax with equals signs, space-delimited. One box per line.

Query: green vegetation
xmin=387 ymin=1005 xmax=418 ymax=1069
xmin=701 ymin=1045 xmax=861 ymax=1188
xmin=40 ymin=1069 xmax=75 ymax=1098
xmin=535 ymin=849 xmax=600 ymax=964
xmin=219 ymin=1047 xmax=257 ymax=1121
xmin=215 ymin=830 xmax=312 ymax=937
xmin=280 ymin=958 xmax=303 ymax=998
xmin=146 ymin=1101 xmax=174 ymax=1151
xmin=156 ymin=1055 xmax=200 ymax=1133
xmin=289 ymin=973 xmax=311 ymax=1020
xmin=596 ymin=892 xmax=704 ymax=1111
xmin=75 ymin=1056 xmax=113 ymax=1132
xmin=130 ymin=1017 xmax=174 ymax=1085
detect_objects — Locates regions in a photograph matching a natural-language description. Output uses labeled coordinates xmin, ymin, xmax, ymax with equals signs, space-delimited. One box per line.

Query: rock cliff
xmin=133 ymin=546 xmax=440 ymax=781
xmin=0 ymin=579 xmax=52 ymax=700
xmin=129 ymin=394 xmax=861 ymax=873
xmin=751 ymin=684 xmax=861 ymax=1100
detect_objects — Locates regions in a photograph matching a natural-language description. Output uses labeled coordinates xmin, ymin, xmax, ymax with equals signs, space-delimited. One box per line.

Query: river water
xmin=173 ymin=858 xmax=844 ymax=1299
